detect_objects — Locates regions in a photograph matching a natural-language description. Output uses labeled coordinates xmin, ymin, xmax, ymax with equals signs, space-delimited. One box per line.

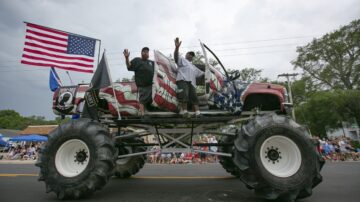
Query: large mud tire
xmin=35 ymin=119 xmax=115 ymax=200
xmin=218 ymin=135 xmax=240 ymax=177
xmin=234 ymin=114 xmax=324 ymax=201
xmin=114 ymin=137 xmax=147 ymax=178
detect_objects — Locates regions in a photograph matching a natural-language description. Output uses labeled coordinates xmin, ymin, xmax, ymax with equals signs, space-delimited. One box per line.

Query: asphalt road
xmin=0 ymin=162 xmax=359 ymax=202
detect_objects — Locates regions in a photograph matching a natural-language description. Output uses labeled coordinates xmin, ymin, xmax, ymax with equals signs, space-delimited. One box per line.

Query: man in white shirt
xmin=174 ymin=37 xmax=204 ymax=117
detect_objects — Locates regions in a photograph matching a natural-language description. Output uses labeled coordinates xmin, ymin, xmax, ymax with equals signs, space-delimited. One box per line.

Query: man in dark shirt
xmin=123 ymin=47 xmax=154 ymax=116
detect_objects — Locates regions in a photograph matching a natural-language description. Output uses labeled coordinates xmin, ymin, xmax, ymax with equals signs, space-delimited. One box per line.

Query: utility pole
xmin=278 ymin=73 xmax=298 ymax=120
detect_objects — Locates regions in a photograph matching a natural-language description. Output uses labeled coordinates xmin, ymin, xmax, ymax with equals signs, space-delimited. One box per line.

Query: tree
xmin=289 ymin=76 xmax=320 ymax=105
xmin=295 ymin=91 xmax=341 ymax=137
xmin=0 ymin=109 xmax=69 ymax=130
xmin=335 ymin=90 xmax=360 ymax=126
xmin=192 ymin=51 xmax=219 ymax=67
xmin=238 ymin=67 xmax=263 ymax=82
xmin=0 ymin=110 xmax=27 ymax=129
xmin=292 ymin=19 xmax=360 ymax=90
xmin=121 ymin=78 xmax=130 ymax=82
xmin=295 ymin=90 xmax=360 ymax=137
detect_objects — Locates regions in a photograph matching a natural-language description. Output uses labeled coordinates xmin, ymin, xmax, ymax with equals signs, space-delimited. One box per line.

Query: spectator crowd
xmin=1 ymin=135 xmax=360 ymax=163
xmin=315 ymin=136 xmax=360 ymax=161
xmin=147 ymin=135 xmax=219 ymax=164
xmin=0 ymin=142 xmax=44 ymax=161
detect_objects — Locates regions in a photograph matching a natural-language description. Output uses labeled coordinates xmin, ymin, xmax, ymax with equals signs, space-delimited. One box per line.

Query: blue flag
xmin=49 ymin=67 xmax=62 ymax=92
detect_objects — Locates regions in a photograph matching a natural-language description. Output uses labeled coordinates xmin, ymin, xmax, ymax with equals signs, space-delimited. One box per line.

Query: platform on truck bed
xmin=100 ymin=111 xmax=248 ymax=126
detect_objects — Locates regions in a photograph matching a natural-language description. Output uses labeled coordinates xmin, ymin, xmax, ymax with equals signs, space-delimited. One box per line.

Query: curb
xmin=0 ymin=160 xmax=36 ymax=164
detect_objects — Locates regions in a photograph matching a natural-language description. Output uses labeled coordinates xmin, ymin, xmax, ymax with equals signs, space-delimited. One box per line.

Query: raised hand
xmin=123 ymin=49 xmax=130 ymax=58
xmin=174 ymin=37 xmax=182 ymax=48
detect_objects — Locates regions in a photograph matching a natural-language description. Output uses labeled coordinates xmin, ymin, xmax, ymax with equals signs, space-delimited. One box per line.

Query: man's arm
xmin=123 ymin=49 xmax=131 ymax=69
xmin=174 ymin=37 xmax=181 ymax=64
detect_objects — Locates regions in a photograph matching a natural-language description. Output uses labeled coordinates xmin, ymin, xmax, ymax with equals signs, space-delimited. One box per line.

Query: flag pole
xmin=111 ymin=82 xmax=122 ymax=120
xmin=103 ymin=50 xmax=122 ymax=120
xmin=66 ymin=71 xmax=74 ymax=85
xmin=97 ymin=40 xmax=102 ymax=65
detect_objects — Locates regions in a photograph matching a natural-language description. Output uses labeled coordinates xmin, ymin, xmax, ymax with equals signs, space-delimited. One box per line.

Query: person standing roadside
xmin=123 ymin=47 xmax=155 ymax=116
xmin=173 ymin=37 xmax=204 ymax=117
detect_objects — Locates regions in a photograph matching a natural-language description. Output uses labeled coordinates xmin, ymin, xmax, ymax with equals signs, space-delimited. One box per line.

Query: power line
xmin=106 ymin=35 xmax=315 ymax=54
xmin=218 ymin=49 xmax=295 ymax=57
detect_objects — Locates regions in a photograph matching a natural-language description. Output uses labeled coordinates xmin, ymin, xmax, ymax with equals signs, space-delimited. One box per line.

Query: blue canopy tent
xmin=9 ymin=134 xmax=48 ymax=142
xmin=0 ymin=138 xmax=7 ymax=146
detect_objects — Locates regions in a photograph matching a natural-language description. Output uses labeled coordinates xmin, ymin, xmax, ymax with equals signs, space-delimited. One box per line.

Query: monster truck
xmin=36 ymin=43 xmax=324 ymax=201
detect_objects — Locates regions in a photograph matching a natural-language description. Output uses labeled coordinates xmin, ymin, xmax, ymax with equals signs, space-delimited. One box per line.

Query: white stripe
xmin=21 ymin=58 xmax=93 ymax=71
xmin=113 ymin=84 xmax=138 ymax=101
xmin=24 ymin=45 xmax=94 ymax=60
xmin=26 ymin=26 xmax=68 ymax=39
xmin=26 ymin=32 xmax=68 ymax=45
xmin=154 ymin=87 xmax=178 ymax=104
xmin=100 ymin=92 xmax=139 ymax=115
xmin=25 ymin=38 xmax=67 ymax=51
xmin=76 ymin=92 xmax=85 ymax=98
xmin=24 ymin=51 xmax=94 ymax=66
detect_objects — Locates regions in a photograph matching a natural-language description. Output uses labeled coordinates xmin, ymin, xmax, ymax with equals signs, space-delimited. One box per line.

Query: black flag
xmin=90 ymin=52 xmax=111 ymax=90
xmin=82 ymin=52 xmax=112 ymax=120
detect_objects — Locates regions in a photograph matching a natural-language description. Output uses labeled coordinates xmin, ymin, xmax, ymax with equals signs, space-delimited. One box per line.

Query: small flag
xmin=21 ymin=23 xmax=97 ymax=73
xmin=82 ymin=52 xmax=112 ymax=120
xmin=89 ymin=52 xmax=112 ymax=90
xmin=49 ymin=67 xmax=62 ymax=92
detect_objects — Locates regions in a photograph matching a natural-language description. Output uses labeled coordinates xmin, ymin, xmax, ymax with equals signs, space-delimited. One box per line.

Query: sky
xmin=0 ymin=0 xmax=359 ymax=120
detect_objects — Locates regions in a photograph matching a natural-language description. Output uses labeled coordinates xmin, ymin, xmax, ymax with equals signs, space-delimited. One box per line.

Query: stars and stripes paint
xmin=152 ymin=50 xmax=179 ymax=112
xmin=21 ymin=23 xmax=96 ymax=73
xmin=101 ymin=82 xmax=140 ymax=116
xmin=52 ymin=49 xmax=261 ymax=117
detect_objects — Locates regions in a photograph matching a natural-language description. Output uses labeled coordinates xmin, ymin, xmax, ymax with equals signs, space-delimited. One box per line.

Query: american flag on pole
xmin=21 ymin=23 xmax=96 ymax=73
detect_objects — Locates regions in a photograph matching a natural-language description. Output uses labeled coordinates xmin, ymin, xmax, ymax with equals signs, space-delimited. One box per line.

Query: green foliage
xmin=351 ymin=140 xmax=360 ymax=150
xmin=121 ymin=78 xmax=130 ymax=82
xmin=288 ymin=77 xmax=319 ymax=105
xmin=292 ymin=19 xmax=360 ymax=90
xmin=0 ymin=109 xmax=67 ymax=130
xmin=291 ymin=19 xmax=360 ymax=138
xmin=0 ymin=110 xmax=27 ymax=130
xmin=238 ymin=67 xmax=263 ymax=82
xmin=192 ymin=51 xmax=219 ymax=67
xmin=295 ymin=90 xmax=360 ymax=137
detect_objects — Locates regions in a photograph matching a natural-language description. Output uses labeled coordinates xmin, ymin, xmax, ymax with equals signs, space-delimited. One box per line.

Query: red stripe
xmin=210 ymin=80 xmax=217 ymax=91
xmin=22 ymin=54 xmax=93 ymax=68
xmin=25 ymin=42 xmax=66 ymax=53
xmin=24 ymin=48 xmax=93 ymax=62
xmin=157 ymin=78 xmax=177 ymax=97
xmin=108 ymin=104 xmax=133 ymax=116
xmin=210 ymin=67 xmax=224 ymax=87
xmin=27 ymin=23 xmax=68 ymax=36
xmin=154 ymin=94 xmax=177 ymax=112
xmin=26 ymin=35 xmax=67 ymax=48
xmin=102 ymin=88 xmax=140 ymax=109
xmin=156 ymin=60 xmax=176 ymax=83
xmin=21 ymin=61 xmax=93 ymax=73
xmin=74 ymin=98 xmax=84 ymax=106
xmin=26 ymin=29 xmax=68 ymax=42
